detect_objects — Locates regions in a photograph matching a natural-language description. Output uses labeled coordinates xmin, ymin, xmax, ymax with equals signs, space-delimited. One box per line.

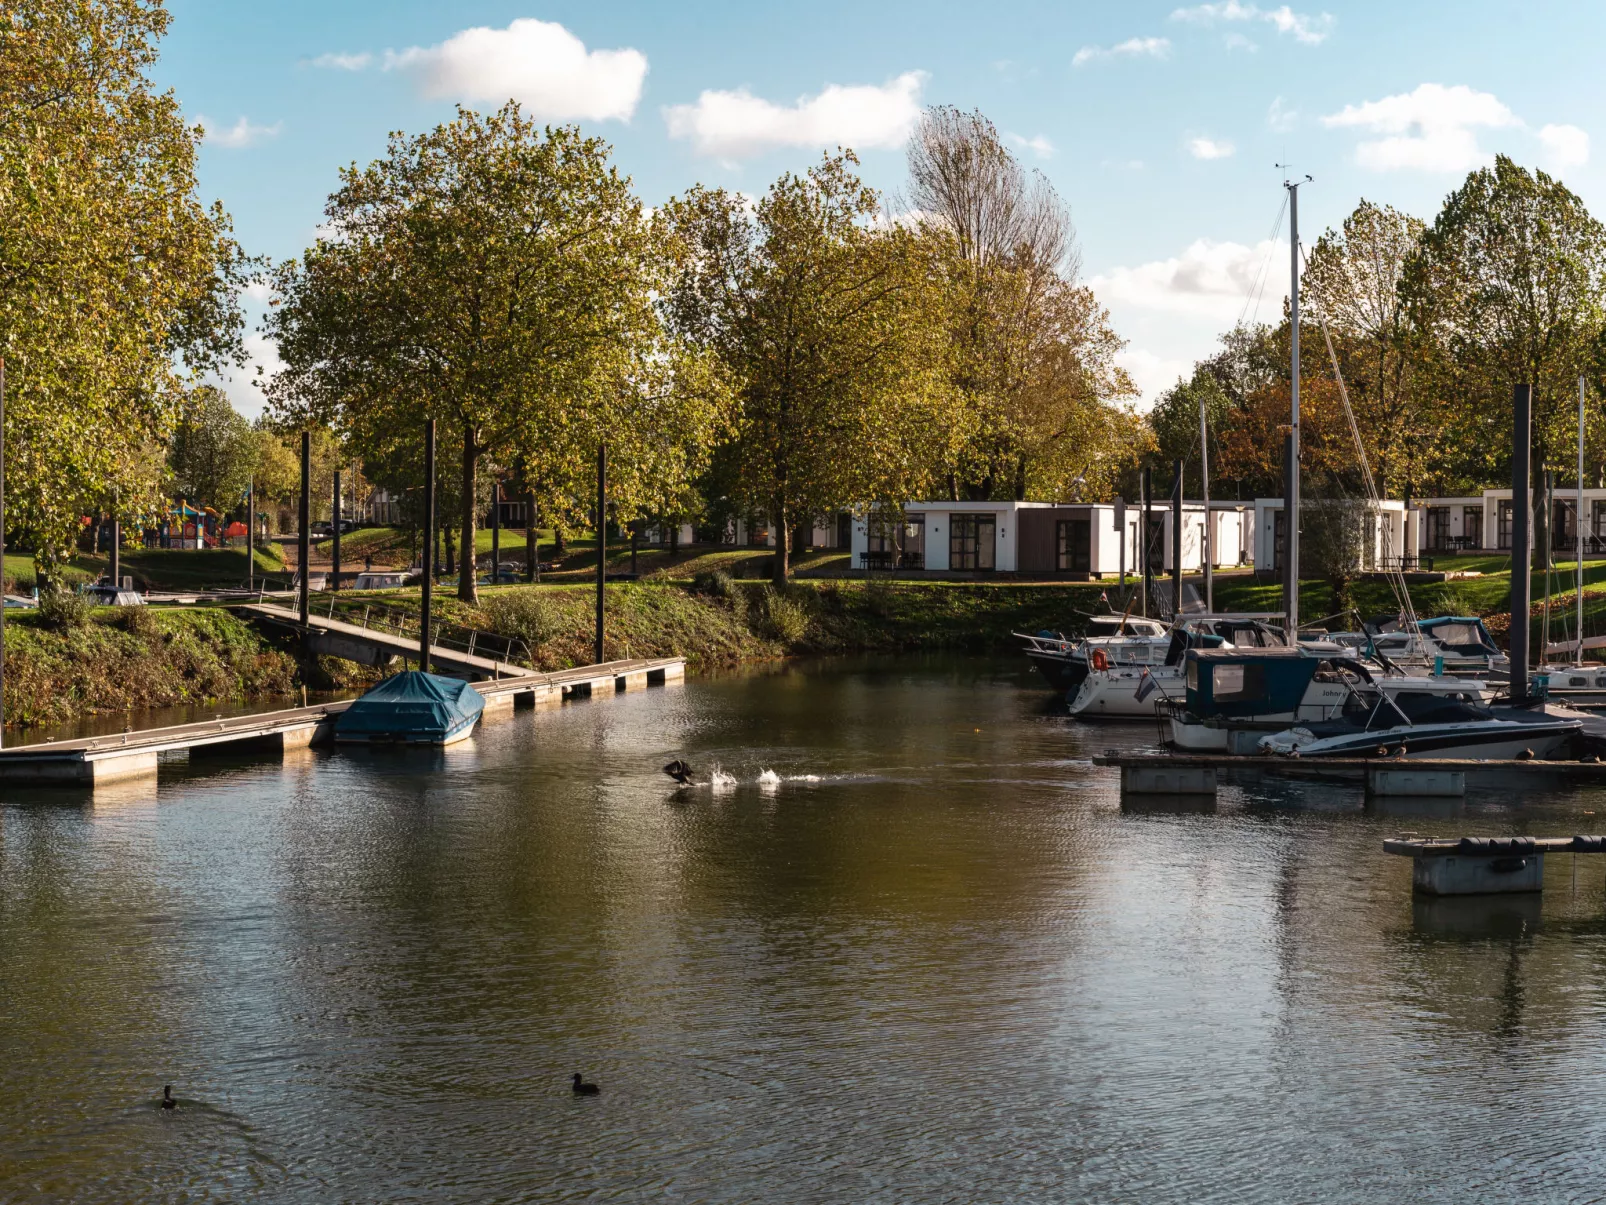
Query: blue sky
xmin=158 ymin=0 xmax=1606 ymax=415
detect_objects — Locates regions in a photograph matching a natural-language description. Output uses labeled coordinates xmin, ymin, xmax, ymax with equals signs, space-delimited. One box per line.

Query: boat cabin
xmin=1183 ymin=647 xmax=1370 ymax=721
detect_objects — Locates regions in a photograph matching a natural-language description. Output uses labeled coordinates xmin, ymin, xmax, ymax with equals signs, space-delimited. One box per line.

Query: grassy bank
xmin=2 ymin=607 xmax=300 ymax=728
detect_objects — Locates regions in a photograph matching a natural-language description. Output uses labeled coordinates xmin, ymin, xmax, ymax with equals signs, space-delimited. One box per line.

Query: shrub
xmin=757 ymin=585 xmax=810 ymax=644
xmin=117 ymin=604 xmax=161 ymax=639
xmin=480 ymin=589 xmax=568 ymax=650
xmin=36 ymin=586 xmax=90 ymax=630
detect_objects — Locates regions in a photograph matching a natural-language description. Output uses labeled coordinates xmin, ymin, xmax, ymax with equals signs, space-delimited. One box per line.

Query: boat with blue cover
xmin=334 ymin=670 xmax=484 ymax=746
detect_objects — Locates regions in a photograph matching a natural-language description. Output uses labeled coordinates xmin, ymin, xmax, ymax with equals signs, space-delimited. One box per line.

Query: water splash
xmin=709 ymin=766 xmax=738 ymax=791
xmin=787 ymin=775 xmax=821 ymax=783
xmin=757 ymin=769 xmax=782 ymax=789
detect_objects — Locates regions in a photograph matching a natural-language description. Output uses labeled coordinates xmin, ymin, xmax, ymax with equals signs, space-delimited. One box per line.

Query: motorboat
xmin=1259 ymin=688 xmax=1580 ymax=760
xmin=334 ymin=670 xmax=484 ymax=746
xmin=1362 ymin=614 xmax=1510 ymax=678
xmin=1015 ymin=615 xmax=1170 ymax=692
xmin=1162 ymin=646 xmax=1491 ymax=751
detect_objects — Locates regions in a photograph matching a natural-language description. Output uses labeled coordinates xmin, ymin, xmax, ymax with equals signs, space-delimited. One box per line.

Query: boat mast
xmin=1579 ymin=376 xmax=1587 ymax=661
xmin=1285 ymin=175 xmax=1309 ymax=639
xmin=1200 ymin=393 xmax=1213 ymax=613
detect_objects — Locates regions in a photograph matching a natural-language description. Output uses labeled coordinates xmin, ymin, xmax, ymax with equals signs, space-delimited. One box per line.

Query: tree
xmin=1302 ymin=201 xmax=1428 ymax=497
xmin=168 ymin=386 xmax=254 ymax=514
xmin=662 ymin=152 xmax=952 ymax=582
xmin=0 ymin=0 xmax=248 ymax=576
xmin=1403 ymin=156 xmax=1606 ymax=560
xmin=267 ymin=104 xmax=722 ymax=601
xmin=1148 ymin=371 xmax=1233 ymax=496
xmin=906 ymin=106 xmax=1137 ymax=500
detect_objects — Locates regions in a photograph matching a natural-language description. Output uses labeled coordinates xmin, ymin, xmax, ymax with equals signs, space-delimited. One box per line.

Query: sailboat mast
xmin=1286 ymin=178 xmax=1306 ymax=639
xmin=1580 ymin=376 xmax=1587 ymax=658
xmin=1200 ymin=394 xmax=1213 ymax=614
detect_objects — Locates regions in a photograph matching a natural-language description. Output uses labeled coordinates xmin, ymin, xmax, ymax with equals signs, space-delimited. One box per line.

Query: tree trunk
xmin=458 ymin=429 xmax=479 ymax=603
xmin=554 ymin=525 xmax=567 ymax=557
xmin=773 ymin=503 xmax=790 ymax=584
xmin=443 ymin=522 xmax=455 ymax=577
xmin=669 ymin=520 xmax=679 ymax=560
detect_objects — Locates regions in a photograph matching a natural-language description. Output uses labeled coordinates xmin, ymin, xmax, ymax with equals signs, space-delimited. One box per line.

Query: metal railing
xmin=310 ymin=595 xmax=534 ymax=671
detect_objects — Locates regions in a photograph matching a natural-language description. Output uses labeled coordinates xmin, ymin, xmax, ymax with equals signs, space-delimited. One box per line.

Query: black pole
xmin=595 ymin=442 xmax=606 ymax=664
xmin=332 ymin=468 xmax=341 ymax=593
xmin=527 ymin=489 xmax=538 ymax=583
xmin=110 ymin=488 xmax=120 ymax=591
xmin=422 ymin=419 xmax=435 ymax=674
xmin=246 ymin=479 xmax=253 ymax=592
xmin=1283 ymin=433 xmax=1296 ymax=635
xmin=1171 ymin=458 xmax=1183 ymax=620
xmin=298 ymin=430 xmax=310 ymax=627
xmin=1140 ymin=466 xmax=1151 ymax=618
xmin=491 ymin=477 xmax=501 ymax=587
xmin=0 ymin=357 xmax=6 ymax=747
xmin=1511 ymin=383 xmax=1532 ymax=704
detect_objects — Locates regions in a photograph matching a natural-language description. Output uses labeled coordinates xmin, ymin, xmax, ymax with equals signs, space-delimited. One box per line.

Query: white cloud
xmin=1072 ymin=36 xmax=1171 ymax=67
xmin=1539 ymin=123 xmax=1590 ymax=170
xmin=1322 ymin=83 xmax=1523 ymax=172
xmin=1267 ymin=96 xmax=1297 ymax=132
xmin=1117 ymin=348 xmax=1198 ymax=407
xmin=1188 ymin=136 xmax=1235 ymax=160
xmin=1009 ymin=133 xmax=1055 ymax=159
xmin=198 ymin=115 xmax=282 ymax=149
xmin=208 ymin=333 xmax=283 ymax=419
xmin=1170 ymin=2 xmax=1335 ymax=45
xmin=1090 ymin=238 xmax=1289 ymax=322
xmin=1224 ymin=32 xmax=1258 ymax=51
xmin=663 ymin=71 xmax=925 ymax=160
xmin=240 ymin=280 xmax=273 ymax=303
xmin=311 ymin=51 xmax=371 ymax=71
xmin=386 ymin=18 xmax=647 ymax=122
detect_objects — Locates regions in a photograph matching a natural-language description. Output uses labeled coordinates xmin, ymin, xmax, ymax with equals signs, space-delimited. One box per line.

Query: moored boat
xmin=335 ymin=670 xmax=484 ymax=746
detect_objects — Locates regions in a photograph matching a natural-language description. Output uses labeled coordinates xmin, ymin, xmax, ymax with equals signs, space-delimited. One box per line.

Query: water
xmin=5 ymin=654 xmax=1606 ymax=1202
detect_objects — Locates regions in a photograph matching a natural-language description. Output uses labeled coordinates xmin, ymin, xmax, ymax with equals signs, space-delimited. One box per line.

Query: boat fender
xmin=1516 ymin=748 xmax=1535 ymax=760
xmin=1571 ymin=835 xmax=1606 ymax=853
xmin=1457 ymin=837 xmax=1536 ymax=855
xmin=1091 ymin=649 xmax=1110 ymax=672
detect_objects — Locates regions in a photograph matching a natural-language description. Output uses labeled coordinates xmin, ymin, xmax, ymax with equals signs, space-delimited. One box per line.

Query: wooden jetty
xmin=0 ymin=655 xmax=683 ymax=786
xmin=235 ymin=602 xmax=522 ymax=680
xmin=1384 ymin=835 xmax=1606 ymax=895
xmin=1092 ymin=751 xmax=1606 ymax=799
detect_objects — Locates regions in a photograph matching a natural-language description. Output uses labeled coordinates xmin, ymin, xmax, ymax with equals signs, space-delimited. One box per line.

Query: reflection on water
xmin=6 ymin=654 xmax=1606 ymax=1202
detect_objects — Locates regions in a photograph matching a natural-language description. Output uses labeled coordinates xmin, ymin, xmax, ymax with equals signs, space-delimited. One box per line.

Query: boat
xmin=1361 ymin=614 xmax=1510 ymax=678
xmin=1015 ymin=616 xmax=1170 ymax=692
xmin=1259 ymin=688 xmax=1581 ymax=760
xmin=1162 ymin=646 xmax=1489 ymax=751
xmin=334 ymin=670 xmax=484 ymax=746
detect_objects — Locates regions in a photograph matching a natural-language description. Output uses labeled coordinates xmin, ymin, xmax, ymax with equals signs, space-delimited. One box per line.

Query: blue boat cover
xmin=335 ymin=671 xmax=484 ymax=742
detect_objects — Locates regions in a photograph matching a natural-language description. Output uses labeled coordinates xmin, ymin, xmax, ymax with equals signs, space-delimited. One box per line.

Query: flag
xmin=1135 ymin=669 xmax=1157 ymax=703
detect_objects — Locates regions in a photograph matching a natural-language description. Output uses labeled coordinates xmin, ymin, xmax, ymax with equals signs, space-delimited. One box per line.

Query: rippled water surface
xmin=6 ymin=655 xmax=1606 ymax=1202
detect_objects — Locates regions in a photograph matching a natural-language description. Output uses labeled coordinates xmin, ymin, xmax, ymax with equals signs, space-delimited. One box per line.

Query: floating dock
xmin=0 ymin=656 xmax=683 ymax=785
xmin=1383 ymin=835 xmax=1606 ymax=895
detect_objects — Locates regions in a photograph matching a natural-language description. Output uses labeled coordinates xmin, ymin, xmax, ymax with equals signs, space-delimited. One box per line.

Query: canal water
xmin=5 ymin=655 xmax=1606 ymax=1202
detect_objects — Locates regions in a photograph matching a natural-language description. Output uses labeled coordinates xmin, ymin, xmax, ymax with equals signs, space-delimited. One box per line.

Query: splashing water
xmin=709 ymin=767 xmax=738 ymax=790
xmin=757 ymin=769 xmax=782 ymax=788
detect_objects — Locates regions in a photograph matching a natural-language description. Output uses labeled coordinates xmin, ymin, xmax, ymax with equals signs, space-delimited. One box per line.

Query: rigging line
xmin=1297 ymin=239 xmax=1420 ymax=635
xmin=1237 ymin=194 xmax=1289 ymax=332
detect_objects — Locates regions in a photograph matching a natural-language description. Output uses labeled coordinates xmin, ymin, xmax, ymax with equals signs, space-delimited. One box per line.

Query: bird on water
xmin=663 ymin=760 xmax=695 ymax=785
xmin=572 ymin=1073 xmax=600 ymax=1096
xmin=161 ymin=1085 xmax=177 ymax=1110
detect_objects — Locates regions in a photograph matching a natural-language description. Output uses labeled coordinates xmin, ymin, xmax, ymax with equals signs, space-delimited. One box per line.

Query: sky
xmin=155 ymin=0 xmax=1606 ymax=417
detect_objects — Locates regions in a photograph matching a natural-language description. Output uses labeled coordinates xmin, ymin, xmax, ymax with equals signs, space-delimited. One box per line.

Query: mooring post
xmin=1171 ymin=458 xmax=1183 ymax=620
xmin=110 ymin=487 xmax=120 ymax=592
xmin=246 ymin=479 xmax=253 ymax=592
xmin=527 ymin=489 xmax=538 ymax=584
xmin=630 ymin=525 xmax=638 ymax=576
xmin=298 ymin=431 xmax=310 ymax=627
xmin=422 ymin=419 xmax=435 ymax=674
xmin=1140 ymin=466 xmax=1151 ymax=618
xmin=332 ymin=468 xmax=341 ymax=594
xmin=1512 ymin=383 xmax=1532 ymax=703
xmin=0 ymin=357 xmax=6 ymax=747
xmin=491 ymin=477 xmax=500 ymax=588
xmin=595 ymin=442 xmax=606 ymax=665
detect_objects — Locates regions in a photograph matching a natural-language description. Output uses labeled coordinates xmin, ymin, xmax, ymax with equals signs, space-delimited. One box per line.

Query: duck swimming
xmin=161 ymin=1085 xmax=176 ymax=1110
xmin=663 ymin=760 xmax=695 ymax=785
xmin=572 ymin=1072 xmax=600 ymax=1096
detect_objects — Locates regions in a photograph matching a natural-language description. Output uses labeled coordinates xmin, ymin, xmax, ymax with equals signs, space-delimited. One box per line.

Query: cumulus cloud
xmin=1072 ymin=36 xmax=1171 ymax=67
xmin=385 ymin=18 xmax=647 ymax=122
xmin=207 ymin=332 xmax=283 ymax=419
xmin=311 ymin=51 xmax=371 ymax=71
xmin=1267 ymin=96 xmax=1297 ymax=132
xmin=1117 ymin=348 xmax=1199 ymax=406
xmin=1170 ymin=2 xmax=1335 ymax=45
xmin=1322 ymin=83 xmax=1585 ymax=173
xmin=1009 ymin=133 xmax=1055 ymax=159
xmin=663 ymin=72 xmax=925 ymax=160
xmin=1090 ymin=238 xmax=1289 ymax=322
xmin=1539 ymin=123 xmax=1590 ymax=170
xmin=198 ymin=115 xmax=282 ymax=149
xmin=1188 ymin=137 xmax=1235 ymax=160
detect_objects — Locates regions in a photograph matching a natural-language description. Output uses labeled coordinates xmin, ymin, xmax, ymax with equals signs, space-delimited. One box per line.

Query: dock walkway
xmin=235 ymin=602 xmax=522 ymax=680
xmin=0 ymin=656 xmax=684 ymax=785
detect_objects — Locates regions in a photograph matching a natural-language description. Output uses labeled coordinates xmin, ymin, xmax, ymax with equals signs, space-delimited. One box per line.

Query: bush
xmin=757 ymin=585 xmax=810 ymax=644
xmin=480 ymin=589 xmax=568 ymax=650
xmin=117 ymin=604 xmax=161 ymax=639
xmin=36 ymin=587 xmax=90 ymax=630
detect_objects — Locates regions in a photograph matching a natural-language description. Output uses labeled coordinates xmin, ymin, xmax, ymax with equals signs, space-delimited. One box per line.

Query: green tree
xmin=1147 ymin=371 xmax=1233 ymax=496
xmin=168 ymin=386 xmax=254 ymax=514
xmin=1403 ymin=155 xmax=1606 ymax=559
xmin=0 ymin=0 xmax=248 ymax=576
xmin=662 ymin=152 xmax=952 ymax=582
xmin=267 ymin=104 xmax=722 ymax=601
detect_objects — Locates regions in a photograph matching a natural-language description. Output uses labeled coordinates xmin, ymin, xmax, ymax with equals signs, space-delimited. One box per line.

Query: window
xmin=950 ymin=514 xmax=996 ymax=570
xmin=1497 ymin=500 xmax=1513 ymax=550
xmin=1427 ymin=507 xmax=1450 ymax=551
xmin=1463 ymin=506 xmax=1483 ymax=548
xmin=1211 ymin=662 xmax=1265 ymax=701
xmin=1056 ymin=519 xmax=1091 ymax=572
